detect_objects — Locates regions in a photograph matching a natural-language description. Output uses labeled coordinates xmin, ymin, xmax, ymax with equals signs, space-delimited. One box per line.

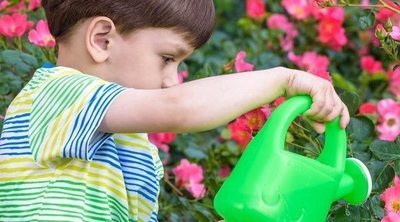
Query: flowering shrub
xmin=0 ymin=0 xmax=399 ymax=221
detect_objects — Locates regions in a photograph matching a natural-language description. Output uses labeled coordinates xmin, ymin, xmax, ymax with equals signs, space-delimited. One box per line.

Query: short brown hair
xmin=42 ymin=0 xmax=215 ymax=49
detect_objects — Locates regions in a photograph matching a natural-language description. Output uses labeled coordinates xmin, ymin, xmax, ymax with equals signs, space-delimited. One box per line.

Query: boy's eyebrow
xmin=169 ymin=42 xmax=192 ymax=57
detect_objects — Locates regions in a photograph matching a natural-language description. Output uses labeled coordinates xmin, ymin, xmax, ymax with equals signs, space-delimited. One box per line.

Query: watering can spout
xmin=214 ymin=96 xmax=372 ymax=222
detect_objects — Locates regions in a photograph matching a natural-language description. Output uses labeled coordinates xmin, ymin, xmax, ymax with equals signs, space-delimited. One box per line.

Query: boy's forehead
xmin=131 ymin=28 xmax=194 ymax=55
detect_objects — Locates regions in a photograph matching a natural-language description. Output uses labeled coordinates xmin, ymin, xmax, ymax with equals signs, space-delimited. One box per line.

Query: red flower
xmin=359 ymin=102 xmax=377 ymax=115
xmin=246 ymin=0 xmax=266 ymax=20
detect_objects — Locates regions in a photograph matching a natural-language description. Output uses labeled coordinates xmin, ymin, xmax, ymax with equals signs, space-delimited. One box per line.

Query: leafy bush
xmin=0 ymin=0 xmax=399 ymax=221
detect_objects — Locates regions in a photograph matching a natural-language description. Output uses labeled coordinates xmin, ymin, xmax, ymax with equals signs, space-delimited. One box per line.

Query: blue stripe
xmin=63 ymin=84 xmax=123 ymax=160
xmin=80 ymin=84 xmax=123 ymax=159
xmin=0 ymin=152 xmax=31 ymax=156
xmin=3 ymin=113 xmax=30 ymax=122
xmin=0 ymin=146 xmax=30 ymax=151
xmin=2 ymin=124 xmax=29 ymax=131
xmin=122 ymin=173 xmax=158 ymax=191
xmin=0 ymin=141 xmax=29 ymax=146
xmin=1 ymin=135 xmax=28 ymax=140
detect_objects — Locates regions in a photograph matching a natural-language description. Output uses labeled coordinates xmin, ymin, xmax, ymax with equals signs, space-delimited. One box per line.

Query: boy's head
xmin=42 ymin=0 xmax=215 ymax=89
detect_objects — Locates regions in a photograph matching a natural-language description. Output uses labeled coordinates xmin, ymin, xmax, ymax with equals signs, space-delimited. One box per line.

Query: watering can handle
xmin=259 ymin=95 xmax=347 ymax=171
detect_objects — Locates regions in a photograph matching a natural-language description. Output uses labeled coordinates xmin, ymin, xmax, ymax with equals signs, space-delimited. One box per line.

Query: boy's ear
xmin=85 ymin=16 xmax=116 ymax=63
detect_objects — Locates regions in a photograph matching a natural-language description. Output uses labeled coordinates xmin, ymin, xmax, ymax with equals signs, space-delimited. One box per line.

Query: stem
xmin=164 ymin=177 xmax=184 ymax=196
xmin=379 ymin=0 xmax=400 ymax=13
xmin=293 ymin=120 xmax=311 ymax=133
xmin=338 ymin=3 xmax=386 ymax=8
xmin=15 ymin=36 xmax=23 ymax=51
xmin=287 ymin=141 xmax=308 ymax=150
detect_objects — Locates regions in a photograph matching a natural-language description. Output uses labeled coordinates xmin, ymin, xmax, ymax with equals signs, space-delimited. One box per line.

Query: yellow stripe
xmin=41 ymin=82 xmax=102 ymax=165
xmin=114 ymin=138 xmax=152 ymax=151
xmin=0 ymin=162 xmax=126 ymax=201
xmin=127 ymin=192 xmax=153 ymax=219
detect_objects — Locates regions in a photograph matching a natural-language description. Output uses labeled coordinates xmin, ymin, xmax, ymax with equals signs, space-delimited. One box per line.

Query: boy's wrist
xmin=273 ymin=66 xmax=295 ymax=98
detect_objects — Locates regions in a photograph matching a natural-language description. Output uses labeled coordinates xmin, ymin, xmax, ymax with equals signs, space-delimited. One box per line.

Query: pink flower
xmin=28 ymin=20 xmax=56 ymax=47
xmin=178 ymin=70 xmax=189 ymax=84
xmin=288 ymin=51 xmax=331 ymax=81
xmin=246 ymin=0 xmax=266 ymax=20
xmin=315 ymin=7 xmax=345 ymax=22
xmin=28 ymin=0 xmax=41 ymax=10
xmin=376 ymin=99 xmax=400 ymax=141
xmin=359 ymin=102 xmax=377 ymax=115
xmin=0 ymin=13 xmax=33 ymax=37
xmin=234 ymin=51 xmax=254 ymax=72
xmin=382 ymin=212 xmax=400 ymax=222
xmin=0 ymin=0 xmax=9 ymax=10
xmin=267 ymin=14 xmax=299 ymax=38
xmin=187 ymin=182 xmax=206 ymax=199
xmin=360 ymin=56 xmax=383 ymax=74
xmin=376 ymin=8 xmax=397 ymax=23
xmin=281 ymin=0 xmax=311 ymax=20
xmin=172 ymin=159 xmax=206 ymax=199
xmin=267 ymin=14 xmax=299 ymax=51
xmin=148 ymin=133 xmax=176 ymax=153
xmin=6 ymin=1 xmax=25 ymax=13
xmin=390 ymin=25 xmax=400 ymax=41
xmin=381 ymin=176 xmax=400 ymax=214
xmin=388 ymin=68 xmax=400 ymax=98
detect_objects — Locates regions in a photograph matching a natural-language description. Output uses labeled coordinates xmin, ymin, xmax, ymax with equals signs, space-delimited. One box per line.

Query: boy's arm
xmin=99 ymin=67 xmax=349 ymax=134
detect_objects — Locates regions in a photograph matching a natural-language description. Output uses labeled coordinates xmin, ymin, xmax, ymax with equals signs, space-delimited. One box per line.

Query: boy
xmin=0 ymin=0 xmax=350 ymax=221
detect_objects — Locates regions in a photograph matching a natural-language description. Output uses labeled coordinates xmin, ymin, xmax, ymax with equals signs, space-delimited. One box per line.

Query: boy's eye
xmin=162 ymin=56 xmax=175 ymax=65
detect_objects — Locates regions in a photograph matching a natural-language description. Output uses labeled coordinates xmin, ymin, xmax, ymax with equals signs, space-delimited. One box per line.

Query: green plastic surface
xmin=213 ymin=95 xmax=371 ymax=222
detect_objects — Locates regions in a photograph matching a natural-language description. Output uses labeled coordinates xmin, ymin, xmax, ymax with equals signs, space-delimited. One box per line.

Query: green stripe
xmin=0 ymin=179 xmax=129 ymax=221
xmin=30 ymin=74 xmax=97 ymax=160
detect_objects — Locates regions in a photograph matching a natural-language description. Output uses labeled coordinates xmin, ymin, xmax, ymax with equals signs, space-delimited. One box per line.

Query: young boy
xmin=0 ymin=0 xmax=350 ymax=221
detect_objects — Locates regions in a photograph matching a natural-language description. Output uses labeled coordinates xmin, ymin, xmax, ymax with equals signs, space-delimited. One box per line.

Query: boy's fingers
xmin=314 ymin=87 xmax=334 ymax=120
xmin=340 ymin=104 xmax=350 ymax=129
xmin=304 ymin=116 xmax=325 ymax=134
xmin=325 ymin=95 xmax=344 ymax=122
xmin=312 ymin=121 xmax=326 ymax=134
xmin=304 ymin=87 xmax=327 ymax=118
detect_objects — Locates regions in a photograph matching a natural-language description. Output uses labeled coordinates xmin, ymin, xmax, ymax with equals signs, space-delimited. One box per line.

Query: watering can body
xmin=213 ymin=96 xmax=371 ymax=222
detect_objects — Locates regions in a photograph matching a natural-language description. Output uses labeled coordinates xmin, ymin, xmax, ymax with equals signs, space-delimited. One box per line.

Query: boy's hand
xmin=284 ymin=68 xmax=350 ymax=134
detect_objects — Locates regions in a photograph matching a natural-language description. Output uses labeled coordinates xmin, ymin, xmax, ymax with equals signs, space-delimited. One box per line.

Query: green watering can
xmin=214 ymin=95 xmax=372 ymax=222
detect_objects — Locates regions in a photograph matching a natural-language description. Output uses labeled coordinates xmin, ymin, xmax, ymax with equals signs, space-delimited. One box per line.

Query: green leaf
xmin=370 ymin=194 xmax=385 ymax=219
xmin=338 ymin=91 xmax=361 ymax=115
xmin=1 ymin=50 xmax=21 ymax=65
xmin=368 ymin=160 xmax=395 ymax=191
xmin=332 ymin=73 xmax=357 ymax=92
xmin=20 ymin=52 xmax=38 ymax=67
xmin=184 ymin=147 xmax=207 ymax=160
xmin=395 ymin=159 xmax=400 ymax=175
xmin=358 ymin=12 xmax=375 ymax=30
xmin=347 ymin=116 xmax=375 ymax=142
xmin=370 ymin=140 xmax=400 ymax=161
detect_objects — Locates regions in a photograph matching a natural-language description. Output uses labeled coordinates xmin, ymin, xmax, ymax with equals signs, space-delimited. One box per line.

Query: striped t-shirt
xmin=0 ymin=66 xmax=164 ymax=222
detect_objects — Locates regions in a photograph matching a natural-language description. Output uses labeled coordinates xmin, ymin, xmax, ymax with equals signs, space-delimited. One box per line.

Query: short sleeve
xmin=28 ymin=71 xmax=126 ymax=168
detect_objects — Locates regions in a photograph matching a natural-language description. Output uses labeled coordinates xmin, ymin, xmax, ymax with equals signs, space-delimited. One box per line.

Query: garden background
xmin=0 ymin=0 xmax=399 ymax=221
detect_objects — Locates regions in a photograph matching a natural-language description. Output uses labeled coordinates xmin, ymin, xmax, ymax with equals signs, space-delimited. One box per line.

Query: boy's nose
xmin=161 ymin=73 xmax=179 ymax=88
